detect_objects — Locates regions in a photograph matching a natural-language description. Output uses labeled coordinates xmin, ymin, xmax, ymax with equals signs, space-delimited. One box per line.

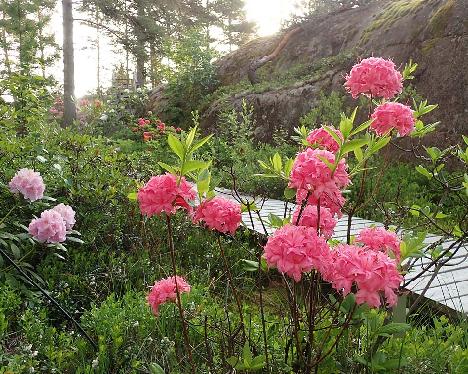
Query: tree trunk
xmin=62 ymin=0 xmax=76 ymax=126
xmin=135 ymin=0 xmax=146 ymax=87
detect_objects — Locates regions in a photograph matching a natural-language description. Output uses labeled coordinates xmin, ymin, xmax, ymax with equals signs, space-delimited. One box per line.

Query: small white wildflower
xmin=92 ymin=358 xmax=99 ymax=368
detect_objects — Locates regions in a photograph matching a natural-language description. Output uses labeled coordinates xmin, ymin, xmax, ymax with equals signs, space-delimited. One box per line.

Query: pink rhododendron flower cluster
xmin=264 ymin=225 xmax=330 ymax=282
xmin=306 ymin=127 xmax=343 ymax=153
xmin=9 ymin=168 xmax=45 ymax=202
xmin=292 ymin=205 xmax=336 ymax=239
xmin=147 ymin=275 xmax=191 ymax=315
xmin=371 ymin=102 xmax=415 ymax=136
xmin=194 ymin=196 xmax=242 ymax=234
xmin=322 ymin=244 xmax=402 ymax=307
xmin=28 ymin=209 xmax=67 ymax=243
xmin=138 ymin=118 xmax=150 ymax=127
xmin=289 ymin=149 xmax=350 ymax=192
xmin=138 ymin=173 xmax=196 ymax=217
xmin=51 ymin=203 xmax=76 ymax=230
xmin=357 ymin=227 xmax=401 ymax=261
xmin=344 ymin=57 xmax=403 ymax=99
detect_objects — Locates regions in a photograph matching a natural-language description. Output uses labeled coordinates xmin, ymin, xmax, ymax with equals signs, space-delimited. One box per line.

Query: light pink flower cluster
xmin=28 ymin=204 xmax=76 ymax=243
xmin=138 ymin=173 xmax=196 ymax=217
xmin=322 ymin=244 xmax=402 ymax=307
xmin=306 ymin=127 xmax=343 ymax=153
xmin=344 ymin=57 xmax=403 ymax=99
xmin=264 ymin=225 xmax=330 ymax=282
xmin=289 ymin=149 xmax=350 ymax=192
xmin=357 ymin=227 xmax=401 ymax=261
xmin=8 ymin=168 xmax=45 ymax=202
xmin=371 ymin=102 xmax=415 ymax=136
xmin=292 ymin=205 xmax=336 ymax=239
xmin=147 ymin=275 xmax=191 ymax=315
xmin=194 ymin=196 xmax=242 ymax=235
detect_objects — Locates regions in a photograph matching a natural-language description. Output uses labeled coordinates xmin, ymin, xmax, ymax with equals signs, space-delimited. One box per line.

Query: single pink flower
xmin=357 ymin=227 xmax=401 ymax=261
xmin=194 ymin=197 xmax=242 ymax=234
xmin=306 ymin=127 xmax=343 ymax=153
xmin=371 ymin=102 xmax=415 ymax=136
xmin=51 ymin=203 xmax=76 ymax=230
xmin=344 ymin=57 xmax=403 ymax=99
xmin=289 ymin=148 xmax=350 ymax=192
xmin=292 ymin=205 xmax=336 ymax=239
xmin=175 ymin=127 xmax=182 ymax=133
xmin=147 ymin=275 xmax=191 ymax=316
xmin=137 ymin=173 xmax=196 ymax=217
xmin=264 ymin=224 xmax=330 ymax=282
xmin=28 ymin=209 xmax=67 ymax=243
xmin=9 ymin=168 xmax=45 ymax=202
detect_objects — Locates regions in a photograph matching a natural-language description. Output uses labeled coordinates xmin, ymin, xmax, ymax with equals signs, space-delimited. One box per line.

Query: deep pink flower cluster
xmin=357 ymin=227 xmax=401 ymax=261
xmin=289 ymin=149 xmax=350 ymax=192
xmin=344 ymin=57 xmax=403 ymax=99
xmin=264 ymin=225 xmax=330 ymax=282
xmin=306 ymin=127 xmax=343 ymax=153
xmin=292 ymin=205 xmax=336 ymax=239
xmin=322 ymin=244 xmax=402 ymax=307
xmin=28 ymin=204 xmax=76 ymax=243
xmin=194 ymin=196 xmax=242 ymax=235
xmin=147 ymin=276 xmax=191 ymax=316
xmin=371 ymin=102 xmax=415 ymax=136
xmin=9 ymin=168 xmax=45 ymax=202
xmin=138 ymin=173 xmax=196 ymax=217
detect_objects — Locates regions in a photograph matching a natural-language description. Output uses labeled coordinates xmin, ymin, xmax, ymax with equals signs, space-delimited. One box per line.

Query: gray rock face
xmin=152 ymin=0 xmax=468 ymax=143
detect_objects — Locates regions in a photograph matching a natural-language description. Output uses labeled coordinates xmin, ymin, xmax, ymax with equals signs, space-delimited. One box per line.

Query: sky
xmin=50 ymin=0 xmax=299 ymax=97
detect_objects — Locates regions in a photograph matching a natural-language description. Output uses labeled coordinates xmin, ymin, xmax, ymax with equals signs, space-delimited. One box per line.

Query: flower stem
xmin=165 ymin=214 xmax=196 ymax=374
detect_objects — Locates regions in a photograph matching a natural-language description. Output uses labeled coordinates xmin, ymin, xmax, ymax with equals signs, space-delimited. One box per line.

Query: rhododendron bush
xmin=119 ymin=56 xmax=460 ymax=373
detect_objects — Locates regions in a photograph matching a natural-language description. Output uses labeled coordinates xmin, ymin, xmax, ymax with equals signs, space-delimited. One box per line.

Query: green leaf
xmin=271 ymin=153 xmax=282 ymax=173
xmin=250 ymin=355 xmax=266 ymax=370
xmin=316 ymin=155 xmax=335 ymax=171
xmin=167 ymin=134 xmax=185 ymax=160
xmin=415 ymin=165 xmax=432 ymax=179
xmin=148 ymin=363 xmax=165 ymax=374
xmin=350 ymin=118 xmax=374 ymax=136
xmin=354 ymin=147 xmax=363 ymax=162
xmin=268 ymin=213 xmax=285 ymax=228
xmin=323 ymin=125 xmax=343 ymax=146
xmin=242 ymin=341 xmax=253 ymax=365
xmin=158 ymin=162 xmax=178 ymax=174
xmin=435 ymin=212 xmax=448 ymax=219
xmin=190 ymin=134 xmax=213 ymax=153
xmin=67 ymin=236 xmax=85 ymax=244
xmin=242 ymin=259 xmax=259 ymax=272
xmin=10 ymin=242 xmax=21 ymax=259
xmin=341 ymin=138 xmax=368 ymax=155
xmin=185 ymin=126 xmax=197 ymax=149
xmin=181 ymin=160 xmax=211 ymax=175
xmin=375 ymin=323 xmax=410 ymax=337
xmin=197 ymin=169 xmax=211 ymax=195
xmin=127 ymin=192 xmax=137 ymax=201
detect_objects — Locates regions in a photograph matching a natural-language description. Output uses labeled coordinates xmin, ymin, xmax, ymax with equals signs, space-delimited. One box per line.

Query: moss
xmin=428 ymin=0 xmax=455 ymax=37
xmin=360 ymin=0 xmax=427 ymax=44
xmin=421 ymin=38 xmax=439 ymax=54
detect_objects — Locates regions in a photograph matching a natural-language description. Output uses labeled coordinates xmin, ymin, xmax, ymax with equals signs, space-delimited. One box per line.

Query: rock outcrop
xmin=153 ymin=0 xmax=468 ymax=143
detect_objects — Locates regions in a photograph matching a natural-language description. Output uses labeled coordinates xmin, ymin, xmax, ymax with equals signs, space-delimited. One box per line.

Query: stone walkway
xmin=216 ymin=188 xmax=468 ymax=315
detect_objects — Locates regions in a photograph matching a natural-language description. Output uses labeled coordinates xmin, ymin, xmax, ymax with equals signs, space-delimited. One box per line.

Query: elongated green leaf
xmin=167 ymin=134 xmax=185 ymax=159
xmin=375 ymin=323 xmax=410 ymax=337
xmin=158 ymin=162 xmax=178 ymax=174
xmin=182 ymin=160 xmax=211 ymax=175
xmin=190 ymin=134 xmax=213 ymax=153
xmin=341 ymin=138 xmax=368 ymax=155
xmin=323 ymin=126 xmax=343 ymax=146
xmin=272 ymin=153 xmax=282 ymax=173
xmin=415 ymin=165 xmax=432 ymax=179
xmin=350 ymin=118 xmax=374 ymax=136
